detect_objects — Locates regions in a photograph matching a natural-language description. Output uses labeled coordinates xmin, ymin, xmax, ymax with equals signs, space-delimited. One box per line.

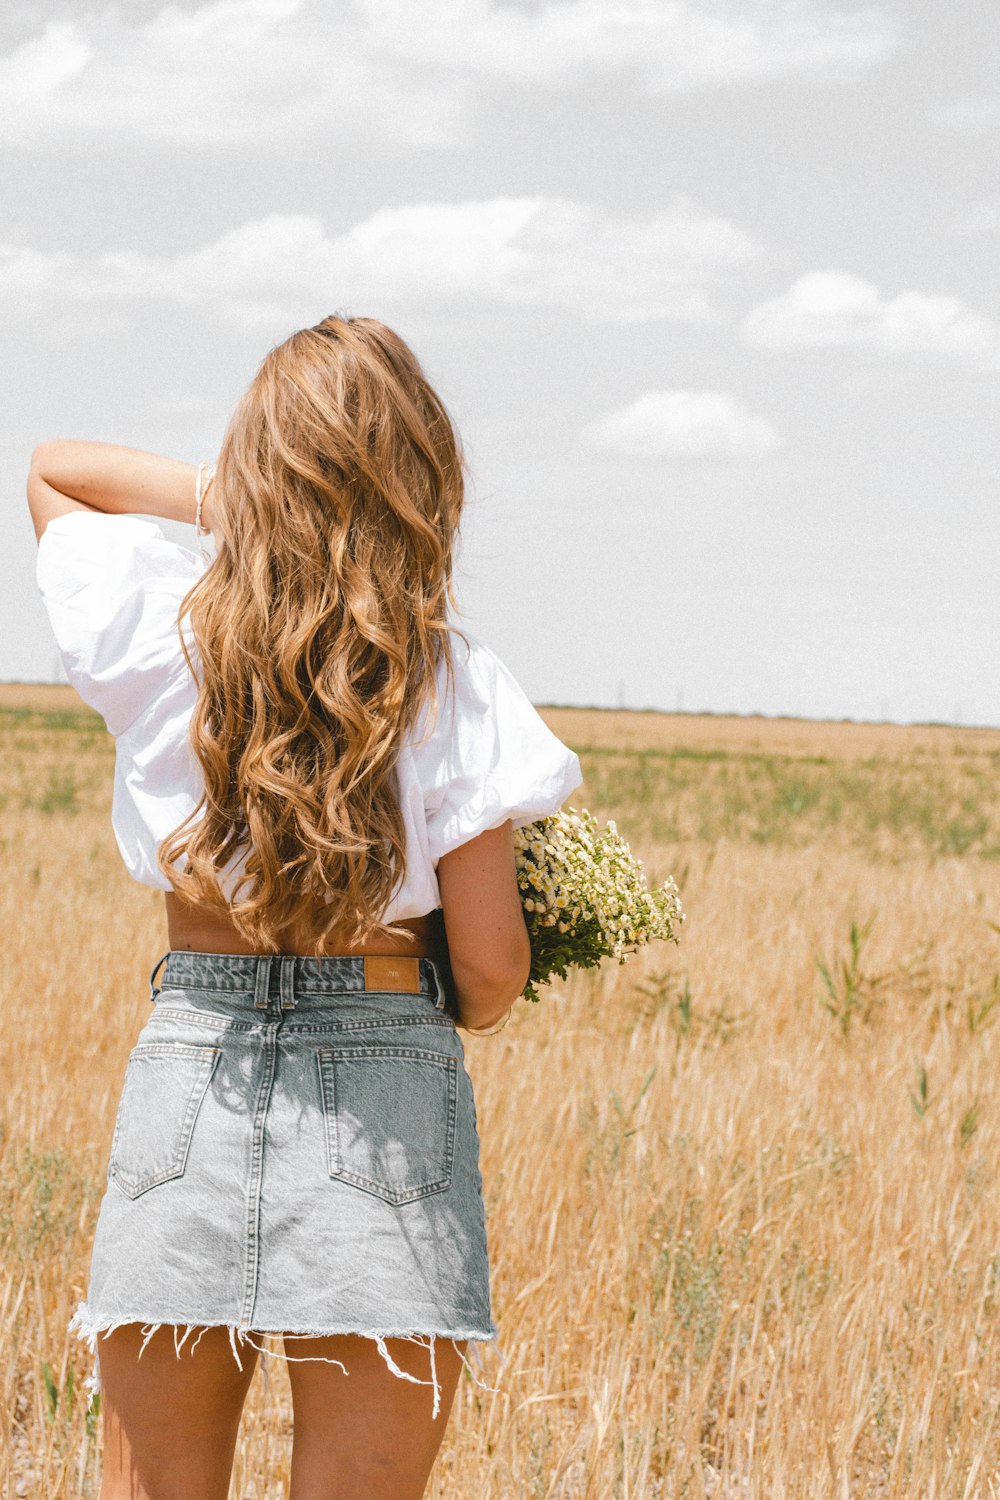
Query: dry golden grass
xmin=3 ymin=687 xmax=1000 ymax=1496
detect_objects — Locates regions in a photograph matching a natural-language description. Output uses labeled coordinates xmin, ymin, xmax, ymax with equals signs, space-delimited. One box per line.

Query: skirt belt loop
xmin=254 ymin=956 xmax=273 ymax=1010
xmin=148 ymin=951 xmax=171 ymax=1003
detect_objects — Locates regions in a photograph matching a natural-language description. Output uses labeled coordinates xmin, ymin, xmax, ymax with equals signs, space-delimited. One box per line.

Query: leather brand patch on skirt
xmin=363 ymin=956 xmax=422 ymax=993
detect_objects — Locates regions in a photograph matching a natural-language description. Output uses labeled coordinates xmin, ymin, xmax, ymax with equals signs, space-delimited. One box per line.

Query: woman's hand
xmin=27 ymin=440 xmax=214 ymax=542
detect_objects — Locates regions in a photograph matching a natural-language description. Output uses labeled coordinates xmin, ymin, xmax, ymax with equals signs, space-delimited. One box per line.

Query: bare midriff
xmin=164 ymin=890 xmax=437 ymax=960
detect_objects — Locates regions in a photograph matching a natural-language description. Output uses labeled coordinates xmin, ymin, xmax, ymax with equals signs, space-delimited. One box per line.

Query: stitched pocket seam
xmin=316 ymin=1046 xmax=457 ymax=1205
xmin=109 ymin=1043 xmax=220 ymax=1199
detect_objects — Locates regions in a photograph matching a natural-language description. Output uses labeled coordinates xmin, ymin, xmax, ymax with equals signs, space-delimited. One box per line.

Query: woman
xmin=29 ymin=315 xmax=582 ymax=1500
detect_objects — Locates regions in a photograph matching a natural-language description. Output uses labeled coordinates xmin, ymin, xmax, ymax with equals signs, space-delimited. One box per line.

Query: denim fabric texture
xmin=68 ymin=949 xmax=502 ymax=1419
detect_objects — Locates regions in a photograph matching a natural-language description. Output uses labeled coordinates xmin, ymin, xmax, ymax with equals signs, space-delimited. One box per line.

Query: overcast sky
xmin=2 ymin=0 xmax=997 ymax=724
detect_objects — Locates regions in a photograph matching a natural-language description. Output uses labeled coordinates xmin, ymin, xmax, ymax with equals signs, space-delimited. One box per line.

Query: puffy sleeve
xmin=410 ymin=628 xmax=583 ymax=864
xmin=35 ymin=511 xmax=209 ymax=736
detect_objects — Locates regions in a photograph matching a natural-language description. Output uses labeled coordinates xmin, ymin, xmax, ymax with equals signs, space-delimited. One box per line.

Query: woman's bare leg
xmin=96 ymin=1323 xmax=259 ymax=1500
xmin=285 ymin=1333 xmax=467 ymax=1500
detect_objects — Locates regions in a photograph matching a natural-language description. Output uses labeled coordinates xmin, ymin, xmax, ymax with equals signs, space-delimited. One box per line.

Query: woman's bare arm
xmin=435 ymin=820 xmax=531 ymax=1031
xmin=26 ymin=440 xmax=215 ymax=543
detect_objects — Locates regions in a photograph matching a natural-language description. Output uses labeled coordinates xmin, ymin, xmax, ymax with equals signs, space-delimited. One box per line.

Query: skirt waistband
xmin=151 ymin=950 xmax=447 ymax=1011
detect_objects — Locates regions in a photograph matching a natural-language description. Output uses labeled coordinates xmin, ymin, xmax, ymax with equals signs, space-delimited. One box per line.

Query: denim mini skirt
xmin=69 ymin=949 xmax=502 ymax=1419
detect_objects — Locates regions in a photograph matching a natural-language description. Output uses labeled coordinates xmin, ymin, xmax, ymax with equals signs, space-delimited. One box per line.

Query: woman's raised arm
xmin=26 ymin=440 xmax=214 ymax=542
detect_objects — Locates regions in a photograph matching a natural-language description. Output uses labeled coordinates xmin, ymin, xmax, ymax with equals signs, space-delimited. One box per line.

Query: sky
xmin=2 ymin=0 xmax=997 ymax=725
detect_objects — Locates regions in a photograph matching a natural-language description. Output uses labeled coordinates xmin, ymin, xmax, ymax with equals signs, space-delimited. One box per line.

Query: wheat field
xmin=3 ymin=684 xmax=1000 ymax=1497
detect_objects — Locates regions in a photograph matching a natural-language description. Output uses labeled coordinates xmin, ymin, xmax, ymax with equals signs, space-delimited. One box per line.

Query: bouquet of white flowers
xmin=513 ymin=807 xmax=684 ymax=1002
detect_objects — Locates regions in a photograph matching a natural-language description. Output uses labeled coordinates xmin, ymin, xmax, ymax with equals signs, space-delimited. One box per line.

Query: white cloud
xmin=0 ymin=0 xmax=897 ymax=151
xmin=364 ymin=0 xmax=895 ymax=89
xmin=741 ymin=271 xmax=1000 ymax=367
xmin=580 ymin=389 xmax=783 ymax=460
xmin=0 ymin=195 xmax=764 ymax=333
xmin=0 ymin=3 xmax=462 ymax=151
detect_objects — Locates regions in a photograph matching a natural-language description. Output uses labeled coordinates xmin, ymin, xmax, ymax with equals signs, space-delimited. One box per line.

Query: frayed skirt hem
xmin=68 ymin=1300 xmax=503 ymax=1421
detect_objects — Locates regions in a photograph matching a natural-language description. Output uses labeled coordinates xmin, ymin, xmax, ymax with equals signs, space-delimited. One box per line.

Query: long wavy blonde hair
xmin=157 ymin=315 xmax=466 ymax=950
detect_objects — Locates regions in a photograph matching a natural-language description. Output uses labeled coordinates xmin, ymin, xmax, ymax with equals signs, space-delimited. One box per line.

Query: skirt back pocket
xmin=109 ymin=1042 xmax=220 ymax=1200
xmin=317 ymin=1045 xmax=458 ymax=1205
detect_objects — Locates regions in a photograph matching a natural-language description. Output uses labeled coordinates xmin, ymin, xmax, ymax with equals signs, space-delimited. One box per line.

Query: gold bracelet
xmin=464 ymin=1006 xmax=514 ymax=1037
xmin=195 ymin=462 xmax=216 ymax=537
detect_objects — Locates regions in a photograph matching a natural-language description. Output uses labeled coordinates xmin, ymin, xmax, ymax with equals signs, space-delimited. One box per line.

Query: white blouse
xmin=35 ymin=511 xmax=582 ymax=922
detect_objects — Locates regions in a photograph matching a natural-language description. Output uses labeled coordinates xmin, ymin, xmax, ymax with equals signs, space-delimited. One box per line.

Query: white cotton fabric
xmin=35 ymin=510 xmax=582 ymax=921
